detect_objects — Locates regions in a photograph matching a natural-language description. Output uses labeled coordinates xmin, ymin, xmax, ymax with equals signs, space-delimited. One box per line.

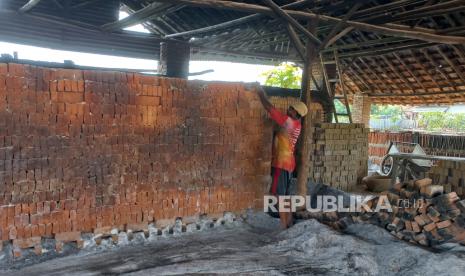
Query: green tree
xmin=418 ymin=112 xmax=465 ymax=132
xmin=448 ymin=114 xmax=465 ymax=131
xmin=418 ymin=112 xmax=447 ymax=131
xmin=370 ymin=104 xmax=403 ymax=118
xmin=261 ymin=62 xmax=302 ymax=89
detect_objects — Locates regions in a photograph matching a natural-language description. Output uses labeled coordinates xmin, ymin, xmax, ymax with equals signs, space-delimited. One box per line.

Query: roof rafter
xmin=262 ymin=0 xmax=321 ymax=46
xmin=155 ymin=0 xmax=465 ymax=45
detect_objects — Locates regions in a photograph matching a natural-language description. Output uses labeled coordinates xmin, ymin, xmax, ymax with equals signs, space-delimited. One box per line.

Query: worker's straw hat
xmin=290 ymin=101 xmax=308 ymax=117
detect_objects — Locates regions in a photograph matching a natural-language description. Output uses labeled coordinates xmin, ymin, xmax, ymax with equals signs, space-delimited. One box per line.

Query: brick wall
xmin=0 ymin=63 xmax=273 ymax=244
xmin=352 ymin=94 xmax=371 ymax=127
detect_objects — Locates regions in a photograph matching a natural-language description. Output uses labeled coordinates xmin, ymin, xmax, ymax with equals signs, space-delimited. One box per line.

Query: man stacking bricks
xmin=256 ymin=87 xmax=308 ymax=229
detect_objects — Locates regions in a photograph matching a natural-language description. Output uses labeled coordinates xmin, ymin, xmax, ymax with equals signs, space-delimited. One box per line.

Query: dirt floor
xmin=2 ymin=212 xmax=465 ymax=275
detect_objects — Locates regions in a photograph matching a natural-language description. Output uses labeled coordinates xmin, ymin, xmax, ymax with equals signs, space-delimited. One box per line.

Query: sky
xmin=0 ymin=12 xmax=274 ymax=84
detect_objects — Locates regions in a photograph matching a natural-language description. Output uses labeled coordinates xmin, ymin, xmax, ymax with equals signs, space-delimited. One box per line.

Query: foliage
xmin=370 ymin=104 xmax=403 ymax=118
xmin=419 ymin=112 xmax=465 ymax=132
xmin=261 ymin=62 xmax=302 ymax=89
xmin=370 ymin=104 xmax=403 ymax=123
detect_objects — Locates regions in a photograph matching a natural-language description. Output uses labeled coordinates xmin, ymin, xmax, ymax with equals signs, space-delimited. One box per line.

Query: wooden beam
xmin=452 ymin=45 xmax=465 ymax=61
xmin=410 ymin=49 xmax=445 ymax=93
xmin=338 ymin=41 xmax=435 ymax=58
xmin=70 ymin=0 xmax=103 ymax=10
xmin=436 ymin=46 xmax=465 ymax=85
xmin=155 ymin=0 xmax=465 ymax=45
xmin=358 ymin=57 xmax=390 ymax=92
xmin=421 ymin=48 xmax=458 ymax=91
xmin=380 ymin=55 xmax=416 ymax=92
xmin=323 ymin=27 xmax=354 ymax=49
xmin=102 ymin=3 xmax=181 ymax=31
xmin=165 ymin=0 xmax=312 ymax=38
xmin=19 ymin=0 xmax=42 ymax=13
xmin=392 ymin=52 xmax=428 ymax=91
xmin=388 ymin=0 xmax=465 ymax=22
xmin=285 ymin=24 xmax=306 ymax=61
xmin=194 ymin=46 xmax=297 ymax=62
xmin=262 ymin=0 xmax=321 ymax=46
xmin=352 ymin=59 xmax=383 ymax=92
xmin=368 ymin=90 xmax=465 ymax=97
xmin=319 ymin=2 xmax=362 ymax=49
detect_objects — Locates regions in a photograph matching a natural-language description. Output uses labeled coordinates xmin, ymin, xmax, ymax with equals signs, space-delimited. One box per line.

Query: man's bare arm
xmin=257 ymin=87 xmax=273 ymax=112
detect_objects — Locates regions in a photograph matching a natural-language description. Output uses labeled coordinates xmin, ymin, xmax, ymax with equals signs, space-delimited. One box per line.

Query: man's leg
xmin=278 ymin=197 xmax=288 ymax=229
xmin=285 ymin=170 xmax=293 ymax=228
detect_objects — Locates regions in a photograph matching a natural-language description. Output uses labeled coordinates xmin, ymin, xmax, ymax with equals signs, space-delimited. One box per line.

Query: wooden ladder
xmin=320 ymin=50 xmax=352 ymax=123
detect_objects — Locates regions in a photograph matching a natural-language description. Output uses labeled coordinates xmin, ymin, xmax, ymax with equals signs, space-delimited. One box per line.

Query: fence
xmin=369 ymin=131 xmax=465 ymax=165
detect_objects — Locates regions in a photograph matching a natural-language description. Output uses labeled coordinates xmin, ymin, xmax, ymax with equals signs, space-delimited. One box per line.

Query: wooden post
xmin=296 ymin=19 xmax=318 ymax=198
xmin=158 ymin=41 xmax=191 ymax=78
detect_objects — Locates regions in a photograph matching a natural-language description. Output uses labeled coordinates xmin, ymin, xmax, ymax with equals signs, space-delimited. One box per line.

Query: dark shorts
xmin=271 ymin=167 xmax=291 ymax=196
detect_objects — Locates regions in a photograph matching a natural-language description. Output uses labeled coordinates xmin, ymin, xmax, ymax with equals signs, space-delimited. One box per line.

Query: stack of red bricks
xmin=429 ymin=160 xmax=465 ymax=198
xmin=0 ymin=63 xmax=272 ymax=257
xmin=298 ymin=178 xmax=465 ymax=247
xmin=362 ymin=178 xmax=465 ymax=247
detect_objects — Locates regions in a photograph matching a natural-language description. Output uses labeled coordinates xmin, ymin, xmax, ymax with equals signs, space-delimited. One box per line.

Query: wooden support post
xmin=296 ymin=19 xmax=318 ymax=198
xmin=158 ymin=41 xmax=191 ymax=78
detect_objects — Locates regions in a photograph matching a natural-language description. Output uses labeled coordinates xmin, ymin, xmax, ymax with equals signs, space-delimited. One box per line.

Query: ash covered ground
xmin=2 ymin=211 xmax=465 ymax=275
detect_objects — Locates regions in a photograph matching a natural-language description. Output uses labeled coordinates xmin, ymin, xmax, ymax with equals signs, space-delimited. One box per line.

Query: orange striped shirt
xmin=269 ymin=107 xmax=301 ymax=172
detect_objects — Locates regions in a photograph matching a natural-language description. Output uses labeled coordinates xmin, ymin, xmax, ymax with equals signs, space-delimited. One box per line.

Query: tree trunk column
xmin=158 ymin=41 xmax=190 ymax=79
xmin=352 ymin=93 xmax=372 ymax=127
xmin=296 ymin=20 xmax=318 ymax=199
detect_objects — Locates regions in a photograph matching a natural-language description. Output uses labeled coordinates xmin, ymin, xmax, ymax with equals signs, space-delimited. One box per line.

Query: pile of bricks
xmin=0 ymin=62 xmax=273 ymax=257
xmin=430 ymin=161 xmax=465 ymax=197
xmin=371 ymin=178 xmax=465 ymax=247
xmin=298 ymin=178 xmax=465 ymax=247
xmin=310 ymin=123 xmax=369 ymax=191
